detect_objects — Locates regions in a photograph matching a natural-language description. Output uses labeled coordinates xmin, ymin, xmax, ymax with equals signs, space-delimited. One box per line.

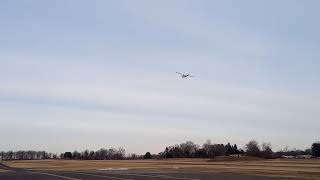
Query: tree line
xmin=61 ymin=147 xmax=126 ymax=160
xmin=156 ymin=140 xmax=320 ymax=159
xmin=0 ymin=147 xmax=126 ymax=160
xmin=157 ymin=140 xmax=251 ymax=159
xmin=0 ymin=151 xmax=56 ymax=160
xmin=1 ymin=141 xmax=320 ymax=160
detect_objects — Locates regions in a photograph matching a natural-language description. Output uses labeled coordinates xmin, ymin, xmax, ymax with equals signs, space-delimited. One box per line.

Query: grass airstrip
xmin=3 ymin=157 xmax=320 ymax=179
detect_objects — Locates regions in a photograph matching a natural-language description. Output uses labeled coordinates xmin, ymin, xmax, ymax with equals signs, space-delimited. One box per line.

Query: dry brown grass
xmin=4 ymin=158 xmax=320 ymax=179
xmin=207 ymin=155 xmax=263 ymax=162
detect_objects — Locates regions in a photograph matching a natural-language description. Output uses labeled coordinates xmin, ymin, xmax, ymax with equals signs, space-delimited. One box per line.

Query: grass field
xmin=4 ymin=158 xmax=320 ymax=179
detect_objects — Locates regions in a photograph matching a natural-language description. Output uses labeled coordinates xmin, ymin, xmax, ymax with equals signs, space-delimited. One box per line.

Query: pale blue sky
xmin=1 ymin=0 xmax=320 ymax=154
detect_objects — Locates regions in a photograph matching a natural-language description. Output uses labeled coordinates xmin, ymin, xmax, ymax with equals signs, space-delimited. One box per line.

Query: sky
xmin=1 ymin=0 xmax=320 ymax=154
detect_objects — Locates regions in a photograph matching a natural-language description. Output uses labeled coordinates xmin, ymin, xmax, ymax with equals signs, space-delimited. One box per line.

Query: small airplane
xmin=176 ymin=72 xmax=194 ymax=78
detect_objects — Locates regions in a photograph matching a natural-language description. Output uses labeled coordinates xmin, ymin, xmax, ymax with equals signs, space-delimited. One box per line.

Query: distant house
xmin=296 ymin=155 xmax=312 ymax=159
xmin=230 ymin=154 xmax=242 ymax=158
xmin=281 ymin=155 xmax=295 ymax=159
xmin=281 ymin=155 xmax=312 ymax=159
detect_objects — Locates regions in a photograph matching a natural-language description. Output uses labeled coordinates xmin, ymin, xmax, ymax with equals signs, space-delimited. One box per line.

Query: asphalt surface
xmin=0 ymin=163 xmax=301 ymax=180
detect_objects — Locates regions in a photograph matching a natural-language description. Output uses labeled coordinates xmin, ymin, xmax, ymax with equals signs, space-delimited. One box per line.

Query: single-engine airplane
xmin=176 ymin=72 xmax=194 ymax=78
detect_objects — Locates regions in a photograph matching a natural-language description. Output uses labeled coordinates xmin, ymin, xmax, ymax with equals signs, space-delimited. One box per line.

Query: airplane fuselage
xmin=176 ymin=72 xmax=193 ymax=78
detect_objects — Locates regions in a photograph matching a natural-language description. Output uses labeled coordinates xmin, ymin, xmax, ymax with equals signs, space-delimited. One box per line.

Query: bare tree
xmin=261 ymin=142 xmax=273 ymax=159
xmin=245 ymin=140 xmax=261 ymax=157
xmin=203 ymin=139 xmax=212 ymax=156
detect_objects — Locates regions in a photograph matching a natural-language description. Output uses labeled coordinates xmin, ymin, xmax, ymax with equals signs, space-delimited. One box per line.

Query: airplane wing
xmin=176 ymin=72 xmax=183 ymax=75
xmin=189 ymin=75 xmax=195 ymax=78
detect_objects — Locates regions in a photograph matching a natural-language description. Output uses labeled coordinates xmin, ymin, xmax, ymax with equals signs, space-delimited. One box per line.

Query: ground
xmin=1 ymin=158 xmax=320 ymax=179
xmin=0 ymin=169 xmax=10 ymax=173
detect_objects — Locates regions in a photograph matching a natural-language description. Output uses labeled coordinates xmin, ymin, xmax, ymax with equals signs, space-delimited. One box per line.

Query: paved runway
xmin=0 ymin=171 xmax=301 ymax=180
xmin=0 ymin=163 xmax=300 ymax=180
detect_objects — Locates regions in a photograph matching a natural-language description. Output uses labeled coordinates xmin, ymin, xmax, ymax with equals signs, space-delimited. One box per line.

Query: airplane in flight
xmin=176 ymin=72 xmax=195 ymax=78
